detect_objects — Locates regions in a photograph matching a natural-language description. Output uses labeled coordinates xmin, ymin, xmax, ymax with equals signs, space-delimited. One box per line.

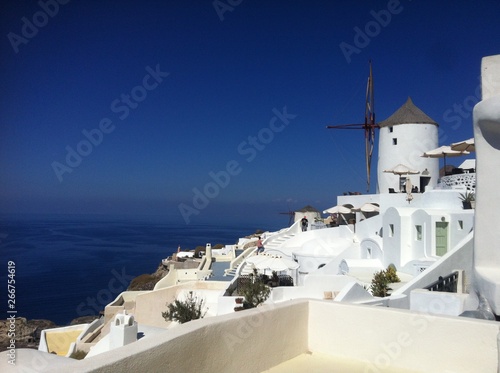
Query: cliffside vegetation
xmin=162 ymin=291 xmax=206 ymax=324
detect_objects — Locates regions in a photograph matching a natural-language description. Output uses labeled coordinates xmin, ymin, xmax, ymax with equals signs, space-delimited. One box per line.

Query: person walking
xmin=301 ymin=216 xmax=309 ymax=232
xmin=256 ymin=236 xmax=265 ymax=253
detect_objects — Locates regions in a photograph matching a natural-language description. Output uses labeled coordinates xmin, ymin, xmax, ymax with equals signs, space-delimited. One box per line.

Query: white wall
xmin=383 ymin=207 xmax=406 ymax=268
xmin=308 ymin=300 xmax=499 ymax=373
xmin=473 ymin=54 xmax=500 ymax=314
xmin=294 ymin=211 xmax=320 ymax=225
xmin=378 ymin=122 xmax=438 ymax=194
xmin=409 ymin=289 xmax=470 ymax=316
xmin=23 ymin=299 xmax=500 ymax=373
xmin=392 ymin=232 xmax=474 ymax=308
xmin=382 ymin=204 xmax=474 ymax=274
xmin=133 ymin=281 xmax=228 ymax=328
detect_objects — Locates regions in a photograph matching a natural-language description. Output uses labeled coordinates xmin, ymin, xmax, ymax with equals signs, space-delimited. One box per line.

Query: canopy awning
xmin=383 ymin=164 xmax=419 ymax=175
xmin=451 ymin=138 xmax=475 ymax=152
xmin=352 ymin=203 xmax=380 ymax=213
xmin=323 ymin=204 xmax=354 ymax=214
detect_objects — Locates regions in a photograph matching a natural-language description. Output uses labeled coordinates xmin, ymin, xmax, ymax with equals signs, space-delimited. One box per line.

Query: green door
xmin=435 ymin=222 xmax=449 ymax=256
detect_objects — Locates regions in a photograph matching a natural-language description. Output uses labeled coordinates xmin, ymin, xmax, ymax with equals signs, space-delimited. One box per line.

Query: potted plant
xmin=459 ymin=191 xmax=475 ymax=209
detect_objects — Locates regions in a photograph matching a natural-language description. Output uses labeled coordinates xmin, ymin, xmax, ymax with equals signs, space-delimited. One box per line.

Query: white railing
xmin=224 ymin=246 xmax=256 ymax=276
xmin=263 ymin=220 xmax=301 ymax=246
xmin=438 ymin=173 xmax=475 ymax=192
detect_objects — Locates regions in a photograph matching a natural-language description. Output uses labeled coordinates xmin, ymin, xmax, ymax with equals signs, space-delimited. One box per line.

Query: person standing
xmin=301 ymin=216 xmax=308 ymax=232
xmin=256 ymin=236 xmax=265 ymax=253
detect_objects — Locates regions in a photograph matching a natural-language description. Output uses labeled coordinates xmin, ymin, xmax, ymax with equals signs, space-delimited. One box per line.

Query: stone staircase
xmin=224 ymin=233 xmax=296 ymax=277
xmin=263 ymin=233 xmax=296 ymax=251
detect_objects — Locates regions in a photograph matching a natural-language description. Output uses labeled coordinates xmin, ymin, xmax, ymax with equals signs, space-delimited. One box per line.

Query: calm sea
xmin=0 ymin=214 xmax=280 ymax=325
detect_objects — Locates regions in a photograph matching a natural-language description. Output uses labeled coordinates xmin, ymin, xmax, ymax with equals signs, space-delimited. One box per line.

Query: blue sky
xmin=1 ymin=0 xmax=499 ymax=227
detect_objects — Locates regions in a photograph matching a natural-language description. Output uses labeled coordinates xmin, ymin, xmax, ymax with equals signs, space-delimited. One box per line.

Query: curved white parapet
xmin=473 ymin=54 xmax=500 ymax=314
xmin=4 ymin=300 xmax=498 ymax=373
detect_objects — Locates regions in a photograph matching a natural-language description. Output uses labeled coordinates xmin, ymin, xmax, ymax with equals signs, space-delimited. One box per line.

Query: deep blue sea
xmin=0 ymin=214 xmax=280 ymax=325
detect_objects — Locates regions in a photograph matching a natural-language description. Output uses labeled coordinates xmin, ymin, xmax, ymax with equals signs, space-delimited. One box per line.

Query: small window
xmin=389 ymin=224 xmax=395 ymax=237
xmin=389 ymin=126 xmax=393 ymax=133
xmin=392 ymin=138 xmax=397 ymax=145
xmin=367 ymin=247 xmax=372 ymax=259
xmin=458 ymin=220 xmax=464 ymax=230
xmin=415 ymin=225 xmax=422 ymax=241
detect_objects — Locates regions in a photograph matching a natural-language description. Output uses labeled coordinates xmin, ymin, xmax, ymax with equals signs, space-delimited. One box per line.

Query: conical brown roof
xmin=378 ymin=97 xmax=438 ymax=127
xmin=296 ymin=205 xmax=320 ymax=213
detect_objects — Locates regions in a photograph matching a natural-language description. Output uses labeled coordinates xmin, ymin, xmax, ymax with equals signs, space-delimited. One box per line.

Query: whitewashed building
xmin=377 ymin=97 xmax=439 ymax=194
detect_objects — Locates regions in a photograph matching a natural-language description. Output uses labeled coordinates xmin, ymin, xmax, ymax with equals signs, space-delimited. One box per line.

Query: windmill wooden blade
xmin=364 ymin=61 xmax=376 ymax=193
xmin=327 ymin=61 xmax=379 ymax=192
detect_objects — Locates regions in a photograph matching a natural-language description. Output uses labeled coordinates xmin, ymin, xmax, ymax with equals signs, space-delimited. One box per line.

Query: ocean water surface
xmin=0 ymin=214 xmax=278 ymax=325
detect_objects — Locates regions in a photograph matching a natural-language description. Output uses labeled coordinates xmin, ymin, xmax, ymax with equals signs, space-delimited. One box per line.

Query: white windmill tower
xmin=377 ymin=97 xmax=439 ymax=194
xmin=327 ymin=63 xmax=439 ymax=195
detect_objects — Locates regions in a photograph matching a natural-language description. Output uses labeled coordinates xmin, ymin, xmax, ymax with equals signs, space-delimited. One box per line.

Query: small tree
xmin=162 ymin=291 xmax=206 ymax=324
xmin=370 ymin=266 xmax=401 ymax=297
xmin=239 ymin=269 xmax=271 ymax=309
xmin=385 ymin=265 xmax=400 ymax=283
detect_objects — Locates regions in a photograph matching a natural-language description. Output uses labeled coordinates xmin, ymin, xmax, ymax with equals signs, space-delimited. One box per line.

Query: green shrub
xmin=385 ymin=265 xmax=400 ymax=283
xmin=239 ymin=269 xmax=271 ymax=309
xmin=370 ymin=266 xmax=401 ymax=297
xmin=162 ymin=291 xmax=206 ymax=324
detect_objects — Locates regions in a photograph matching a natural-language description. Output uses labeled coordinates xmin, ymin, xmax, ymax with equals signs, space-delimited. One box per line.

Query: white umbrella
xmin=323 ymin=204 xmax=353 ymax=214
xmin=383 ymin=164 xmax=419 ymax=192
xmin=405 ymin=178 xmax=413 ymax=203
xmin=451 ymin=138 xmax=475 ymax=152
xmin=245 ymin=253 xmax=271 ymax=266
xmin=352 ymin=203 xmax=380 ymax=213
xmin=421 ymin=145 xmax=469 ymax=170
xmin=383 ymin=164 xmax=420 ymax=175
xmin=254 ymin=255 xmax=299 ymax=271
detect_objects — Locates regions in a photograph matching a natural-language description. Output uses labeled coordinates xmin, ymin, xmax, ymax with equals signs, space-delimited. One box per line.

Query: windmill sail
xmin=327 ymin=61 xmax=378 ymax=192
xmin=364 ymin=62 xmax=375 ymax=193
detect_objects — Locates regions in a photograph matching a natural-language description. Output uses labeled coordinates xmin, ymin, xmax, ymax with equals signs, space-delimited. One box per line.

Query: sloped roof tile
xmin=379 ymin=97 xmax=438 ymax=127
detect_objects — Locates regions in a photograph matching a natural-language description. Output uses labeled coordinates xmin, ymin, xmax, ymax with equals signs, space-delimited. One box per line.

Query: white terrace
xmin=7 ymin=300 xmax=499 ymax=373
